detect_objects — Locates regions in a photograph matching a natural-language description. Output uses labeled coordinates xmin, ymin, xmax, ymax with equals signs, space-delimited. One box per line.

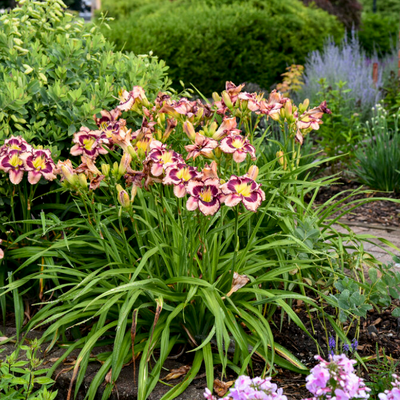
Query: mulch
xmin=313 ymin=178 xmax=400 ymax=227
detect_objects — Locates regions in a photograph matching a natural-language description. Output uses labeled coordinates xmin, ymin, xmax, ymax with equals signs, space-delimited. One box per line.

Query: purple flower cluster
xmin=204 ymin=376 xmax=287 ymax=400
xmin=379 ymin=375 xmax=400 ymax=400
xmin=305 ymin=354 xmax=370 ymax=400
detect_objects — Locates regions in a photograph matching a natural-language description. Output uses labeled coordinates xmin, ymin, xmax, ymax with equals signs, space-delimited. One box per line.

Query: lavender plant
xmin=296 ymin=35 xmax=397 ymax=121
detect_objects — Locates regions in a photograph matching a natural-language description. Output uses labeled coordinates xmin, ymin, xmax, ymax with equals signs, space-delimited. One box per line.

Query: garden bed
xmin=2 ymin=298 xmax=400 ymax=399
xmin=314 ymin=177 xmax=400 ymax=227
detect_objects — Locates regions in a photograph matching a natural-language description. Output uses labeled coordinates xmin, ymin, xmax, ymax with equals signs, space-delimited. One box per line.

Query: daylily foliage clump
xmin=0 ymin=81 xmax=334 ymax=400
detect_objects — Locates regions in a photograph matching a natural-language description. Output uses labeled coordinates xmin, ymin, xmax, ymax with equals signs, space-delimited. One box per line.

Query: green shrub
xmin=101 ymin=0 xmax=343 ymax=95
xmin=0 ymin=0 xmax=170 ymax=156
xmin=358 ymin=12 xmax=399 ymax=56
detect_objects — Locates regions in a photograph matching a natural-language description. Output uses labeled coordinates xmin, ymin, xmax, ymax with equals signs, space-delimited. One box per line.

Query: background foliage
xmin=100 ymin=0 xmax=343 ymax=95
xmin=0 ymin=0 xmax=170 ymax=156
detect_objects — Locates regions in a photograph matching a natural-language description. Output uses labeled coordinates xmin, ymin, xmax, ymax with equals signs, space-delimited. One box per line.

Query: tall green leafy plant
xmin=1 ymin=83 xmax=397 ymax=400
xmin=351 ymin=104 xmax=400 ymax=192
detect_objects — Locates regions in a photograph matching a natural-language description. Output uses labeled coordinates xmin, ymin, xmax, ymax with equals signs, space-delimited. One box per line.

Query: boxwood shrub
xmin=0 ymin=0 xmax=170 ymax=156
xmin=101 ymin=0 xmax=344 ymax=95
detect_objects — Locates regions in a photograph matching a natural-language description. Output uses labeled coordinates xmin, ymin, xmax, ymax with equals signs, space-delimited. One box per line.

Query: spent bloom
xmin=204 ymin=375 xmax=288 ymax=400
xmin=305 ymin=354 xmax=370 ymax=400
xmin=379 ymin=375 xmax=400 ymax=400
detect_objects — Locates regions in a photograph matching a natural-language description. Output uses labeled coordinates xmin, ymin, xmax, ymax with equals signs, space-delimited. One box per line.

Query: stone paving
xmin=333 ymin=221 xmax=400 ymax=267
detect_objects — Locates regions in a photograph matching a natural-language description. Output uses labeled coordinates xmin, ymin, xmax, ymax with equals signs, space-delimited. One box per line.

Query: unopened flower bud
xmin=117 ymin=184 xmax=130 ymax=208
xmin=112 ymin=161 xmax=119 ymax=176
xmin=119 ymin=153 xmax=132 ymax=175
xmin=212 ymin=92 xmax=221 ymax=102
xmin=221 ymin=91 xmax=233 ymax=108
xmin=130 ymin=184 xmax=138 ymax=202
xmin=61 ymin=165 xmax=75 ymax=185
xmin=183 ymin=121 xmax=196 ymax=141
xmin=101 ymin=163 xmax=110 ymax=177
xmin=247 ymin=165 xmax=259 ymax=180
xmin=276 ymin=151 xmax=287 ymax=169
xmin=77 ymin=173 xmax=87 ymax=189
xmin=127 ymin=146 xmax=138 ymax=160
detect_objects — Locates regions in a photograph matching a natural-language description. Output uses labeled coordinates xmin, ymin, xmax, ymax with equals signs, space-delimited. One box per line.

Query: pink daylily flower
xmin=213 ymin=117 xmax=241 ymax=140
xmin=0 ymin=150 xmax=25 ymax=184
xmin=186 ymin=178 xmax=221 ymax=216
xmin=221 ymin=175 xmax=265 ymax=212
xmin=117 ymin=86 xmax=147 ymax=112
xmin=94 ymin=108 xmax=126 ymax=137
xmin=257 ymin=90 xmax=288 ymax=119
xmin=163 ymin=163 xmax=201 ymax=197
xmin=0 ymin=239 xmax=3 ymax=260
xmin=219 ymin=134 xmax=256 ymax=163
xmin=70 ymin=127 xmax=109 ymax=159
xmin=185 ymin=133 xmax=218 ymax=160
xmin=238 ymin=92 xmax=259 ymax=112
xmin=0 ymin=136 xmax=32 ymax=155
xmin=146 ymin=140 xmax=183 ymax=177
xmin=23 ymin=149 xmax=56 ymax=184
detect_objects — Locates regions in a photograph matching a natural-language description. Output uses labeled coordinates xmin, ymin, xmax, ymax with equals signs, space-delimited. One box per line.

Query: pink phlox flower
xmin=221 ymin=175 xmax=265 ymax=212
xmin=186 ymin=178 xmax=221 ymax=216
xmin=163 ymin=163 xmax=201 ymax=198
xmin=23 ymin=148 xmax=56 ymax=184
xmin=184 ymin=133 xmax=218 ymax=160
xmin=219 ymin=133 xmax=256 ymax=163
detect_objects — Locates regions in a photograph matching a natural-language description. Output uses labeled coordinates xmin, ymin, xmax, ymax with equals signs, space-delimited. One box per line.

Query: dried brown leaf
xmin=213 ymin=378 xmax=234 ymax=397
xmin=164 ymin=365 xmax=191 ymax=381
xmin=226 ymin=272 xmax=249 ymax=297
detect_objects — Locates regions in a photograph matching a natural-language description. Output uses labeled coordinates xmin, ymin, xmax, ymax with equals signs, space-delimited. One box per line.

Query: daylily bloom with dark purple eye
xmin=0 ymin=150 xmax=25 ymax=184
xmin=23 ymin=148 xmax=56 ymax=184
xmin=219 ymin=134 xmax=256 ymax=163
xmin=70 ymin=127 xmax=108 ymax=159
xmin=94 ymin=109 xmax=126 ymax=137
xmin=0 ymin=136 xmax=32 ymax=155
xmin=185 ymin=133 xmax=218 ymax=160
xmin=163 ymin=163 xmax=201 ymax=197
xmin=145 ymin=140 xmax=183 ymax=177
xmin=221 ymin=175 xmax=265 ymax=212
xmin=186 ymin=178 xmax=221 ymax=216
